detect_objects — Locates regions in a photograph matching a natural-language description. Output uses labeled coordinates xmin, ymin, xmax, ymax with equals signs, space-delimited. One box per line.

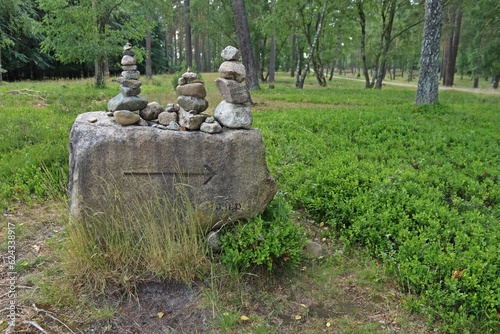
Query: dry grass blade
xmin=23 ymin=320 xmax=48 ymax=333
xmin=6 ymin=88 xmax=47 ymax=101
xmin=32 ymin=303 xmax=77 ymax=334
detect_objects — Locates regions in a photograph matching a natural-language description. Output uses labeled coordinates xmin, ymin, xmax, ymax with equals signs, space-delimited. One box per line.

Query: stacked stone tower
xmin=107 ymin=43 xmax=148 ymax=125
xmin=214 ymin=46 xmax=252 ymax=129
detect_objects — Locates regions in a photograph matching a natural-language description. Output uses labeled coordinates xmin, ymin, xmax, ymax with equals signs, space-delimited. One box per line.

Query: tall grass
xmin=64 ymin=179 xmax=211 ymax=293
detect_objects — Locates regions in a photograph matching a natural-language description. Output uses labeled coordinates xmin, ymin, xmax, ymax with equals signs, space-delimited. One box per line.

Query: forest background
xmin=1 ymin=0 xmax=499 ymax=90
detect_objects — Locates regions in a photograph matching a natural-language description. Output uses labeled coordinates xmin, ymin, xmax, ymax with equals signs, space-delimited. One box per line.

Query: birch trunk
xmin=415 ymin=0 xmax=444 ymax=105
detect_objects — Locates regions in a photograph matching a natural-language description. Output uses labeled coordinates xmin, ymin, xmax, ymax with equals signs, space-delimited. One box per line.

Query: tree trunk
xmin=296 ymin=0 xmax=328 ymax=89
xmin=443 ymin=8 xmax=462 ymax=87
xmin=269 ymin=34 xmax=276 ymax=88
xmin=231 ymin=0 xmax=260 ymax=90
xmin=194 ymin=33 xmax=201 ymax=72
xmin=268 ymin=0 xmax=276 ymax=88
xmin=185 ymin=0 xmax=192 ymax=68
xmin=294 ymin=47 xmax=302 ymax=82
xmin=95 ymin=18 xmax=106 ymax=88
xmin=0 ymin=47 xmax=3 ymax=85
xmin=290 ymin=34 xmax=297 ymax=77
xmin=415 ymin=0 xmax=444 ymax=106
xmin=146 ymin=28 xmax=152 ymax=79
xmin=357 ymin=0 xmax=372 ymax=88
xmin=375 ymin=0 xmax=397 ymax=89
xmin=165 ymin=24 xmax=170 ymax=71
xmin=95 ymin=54 xmax=106 ymax=88
xmin=494 ymin=73 xmax=500 ymax=89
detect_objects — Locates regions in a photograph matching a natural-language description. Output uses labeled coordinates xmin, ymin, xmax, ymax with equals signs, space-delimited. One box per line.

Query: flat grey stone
xmin=158 ymin=111 xmax=178 ymax=125
xmin=113 ymin=110 xmax=140 ymax=126
xmin=177 ymin=96 xmax=208 ymax=114
xmin=215 ymin=78 xmax=250 ymax=104
xmin=214 ymin=101 xmax=252 ymax=129
xmin=200 ymin=121 xmax=223 ymax=134
xmin=121 ymin=55 xmax=136 ymax=65
xmin=139 ymin=101 xmax=164 ymax=121
xmin=221 ymin=46 xmax=241 ymax=61
xmin=166 ymin=121 xmax=180 ymax=131
xmin=120 ymin=85 xmax=141 ymax=97
xmin=117 ymin=78 xmax=142 ymax=89
xmin=178 ymin=108 xmax=207 ymax=130
xmin=121 ymin=65 xmax=138 ymax=71
xmin=122 ymin=70 xmax=140 ymax=80
xmin=176 ymin=83 xmax=207 ymax=98
xmin=218 ymin=61 xmax=246 ymax=83
xmin=107 ymin=93 xmax=148 ymax=112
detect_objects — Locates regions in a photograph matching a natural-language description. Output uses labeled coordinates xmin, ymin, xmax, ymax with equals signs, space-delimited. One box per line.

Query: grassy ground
xmin=0 ymin=72 xmax=499 ymax=333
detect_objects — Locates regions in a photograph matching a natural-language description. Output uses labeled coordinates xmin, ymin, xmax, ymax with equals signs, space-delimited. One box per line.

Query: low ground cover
xmin=0 ymin=73 xmax=498 ymax=332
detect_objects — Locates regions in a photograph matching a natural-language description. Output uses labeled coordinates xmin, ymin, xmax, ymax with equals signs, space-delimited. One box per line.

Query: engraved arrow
xmin=123 ymin=164 xmax=215 ymax=185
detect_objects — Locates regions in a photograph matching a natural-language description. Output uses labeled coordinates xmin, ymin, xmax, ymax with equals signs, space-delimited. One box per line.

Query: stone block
xmin=214 ymin=101 xmax=252 ymax=129
xmin=215 ymin=78 xmax=250 ymax=104
xmin=178 ymin=108 xmax=207 ymax=130
xmin=69 ymin=112 xmax=277 ymax=228
xmin=177 ymin=95 xmax=208 ymax=113
xmin=176 ymin=83 xmax=207 ymax=98
xmin=218 ymin=61 xmax=246 ymax=83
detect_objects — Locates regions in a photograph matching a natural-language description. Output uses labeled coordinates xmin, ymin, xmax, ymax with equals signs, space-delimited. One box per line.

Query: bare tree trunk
xmin=95 ymin=54 xmax=106 ymax=88
xmin=415 ymin=0 xmax=444 ymax=106
xmin=94 ymin=18 xmax=106 ymax=87
xmin=185 ymin=0 xmax=192 ymax=68
xmin=269 ymin=34 xmax=276 ymax=88
xmin=231 ymin=0 xmax=260 ymax=90
xmin=0 ymin=47 xmax=3 ymax=85
xmin=296 ymin=0 xmax=328 ymax=89
xmin=165 ymin=24 xmax=170 ymax=71
xmin=290 ymin=34 xmax=297 ymax=77
xmin=146 ymin=27 xmax=152 ymax=79
xmin=268 ymin=0 xmax=276 ymax=88
xmin=443 ymin=8 xmax=462 ymax=87
xmin=194 ymin=33 xmax=201 ymax=72
xmin=357 ymin=0 xmax=372 ymax=88
xmin=374 ymin=0 xmax=397 ymax=89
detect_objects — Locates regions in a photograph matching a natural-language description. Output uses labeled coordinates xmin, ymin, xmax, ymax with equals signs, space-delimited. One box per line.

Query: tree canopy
xmin=0 ymin=0 xmax=498 ymax=89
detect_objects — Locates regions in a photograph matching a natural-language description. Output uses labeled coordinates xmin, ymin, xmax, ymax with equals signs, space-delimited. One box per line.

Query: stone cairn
xmin=214 ymin=46 xmax=252 ymax=129
xmin=106 ymin=44 xmax=252 ymax=133
xmin=107 ymin=43 xmax=149 ymax=125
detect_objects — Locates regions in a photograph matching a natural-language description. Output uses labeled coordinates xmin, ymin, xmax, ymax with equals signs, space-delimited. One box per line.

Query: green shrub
xmin=219 ymin=196 xmax=307 ymax=272
xmin=252 ymin=86 xmax=500 ymax=331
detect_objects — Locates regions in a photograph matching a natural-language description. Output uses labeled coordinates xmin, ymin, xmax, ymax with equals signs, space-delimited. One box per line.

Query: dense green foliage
xmin=0 ymin=74 xmax=499 ymax=331
xmin=253 ymin=83 xmax=500 ymax=331
xmin=220 ymin=195 xmax=307 ymax=272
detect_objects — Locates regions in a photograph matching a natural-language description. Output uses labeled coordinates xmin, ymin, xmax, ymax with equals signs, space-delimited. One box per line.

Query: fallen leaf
xmin=451 ymin=269 xmax=465 ymax=279
xmin=32 ymin=244 xmax=40 ymax=252
xmin=240 ymin=315 xmax=249 ymax=321
xmin=294 ymin=315 xmax=302 ymax=320
xmin=300 ymin=303 xmax=307 ymax=308
xmin=319 ymin=221 xmax=325 ymax=227
xmin=157 ymin=312 xmax=164 ymax=319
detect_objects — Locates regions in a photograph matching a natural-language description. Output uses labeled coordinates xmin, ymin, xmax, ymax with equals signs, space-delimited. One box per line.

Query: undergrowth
xmin=1 ymin=73 xmax=499 ymax=332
